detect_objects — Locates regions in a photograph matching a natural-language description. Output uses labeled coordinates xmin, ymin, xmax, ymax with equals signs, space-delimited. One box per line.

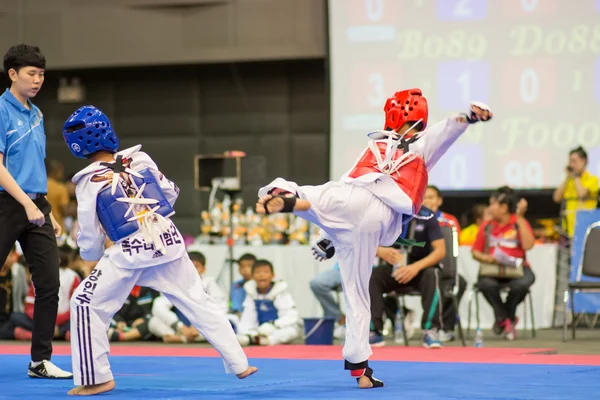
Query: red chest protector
xmin=347 ymin=140 xmax=428 ymax=213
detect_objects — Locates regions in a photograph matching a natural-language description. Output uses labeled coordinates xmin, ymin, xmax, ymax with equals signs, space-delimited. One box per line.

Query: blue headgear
xmin=63 ymin=106 xmax=119 ymax=158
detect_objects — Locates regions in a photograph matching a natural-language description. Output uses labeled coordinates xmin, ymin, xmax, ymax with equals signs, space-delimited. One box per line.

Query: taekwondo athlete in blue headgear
xmin=63 ymin=105 xmax=256 ymax=396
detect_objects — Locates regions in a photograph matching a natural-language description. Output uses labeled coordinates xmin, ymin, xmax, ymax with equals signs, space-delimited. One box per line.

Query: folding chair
xmin=438 ymin=224 xmax=466 ymax=347
xmin=466 ymin=285 xmax=535 ymax=339
xmin=563 ymin=221 xmax=600 ymax=341
xmin=391 ymin=224 xmax=466 ymax=346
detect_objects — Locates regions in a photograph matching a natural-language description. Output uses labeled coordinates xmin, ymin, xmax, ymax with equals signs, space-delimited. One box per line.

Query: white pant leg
xmin=259 ymin=179 xmax=355 ymax=237
xmin=137 ymin=255 xmax=249 ymax=375
xmin=148 ymin=316 xmax=176 ymax=338
xmin=261 ymin=180 xmax=404 ymax=365
xmin=70 ymin=258 xmax=142 ymax=386
xmin=334 ymin=187 xmax=401 ymax=365
xmin=267 ymin=326 xmax=299 ymax=345
xmin=337 ymin=233 xmax=380 ymax=364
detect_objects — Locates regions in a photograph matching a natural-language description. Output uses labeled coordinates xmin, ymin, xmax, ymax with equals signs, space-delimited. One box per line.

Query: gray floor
xmin=4 ymin=328 xmax=598 ymax=355
xmin=384 ymin=328 xmax=600 ymax=354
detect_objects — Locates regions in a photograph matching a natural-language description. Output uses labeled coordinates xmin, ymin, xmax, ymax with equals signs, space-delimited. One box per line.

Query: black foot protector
xmin=344 ymin=360 xmax=384 ymax=388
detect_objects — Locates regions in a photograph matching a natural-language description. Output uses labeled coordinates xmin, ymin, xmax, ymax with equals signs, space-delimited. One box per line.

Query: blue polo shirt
xmin=0 ymin=89 xmax=47 ymax=194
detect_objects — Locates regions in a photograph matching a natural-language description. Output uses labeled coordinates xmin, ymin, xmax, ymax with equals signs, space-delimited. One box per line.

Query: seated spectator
xmin=55 ymin=246 xmax=81 ymax=340
xmin=459 ymin=204 xmax=490 ymax=246
xmin=423 ymin=185 xmax=461 ymax=235
xmin=7 ymin=247 xmax=28 ymax=314
xmin=230 ymin=253 xmax=257 ymax=316
xmin=0 ymin=247 xmax=30 ymax=340
xmin=150 ymin=251 xmax=229 ymax=342
xmin=21 ymin=245 xmax=81 ymax=341
xmin=553 ymin=146 xmax=599 ymax=237
xmin=369 ymin=205 xmax=446 ymax=348
xmin=149 ymin=294 xmax=199 ymax=343
xmin=237 ymin=260 xmax=300 ymax=346
xmin=108 ymin=286 xmax=159 ymax=341
xmin=421 ymin=185 xmax=467 ymax=342
xmin=188 ymin=251 xmax=228 ymax=315
xmin=310 ymin=246 xmax=402 ymax=340
xmin=471 ymin=186 xmax=535 ymax=340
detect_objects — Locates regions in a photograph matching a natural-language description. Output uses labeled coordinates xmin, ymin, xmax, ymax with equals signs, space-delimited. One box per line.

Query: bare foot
xmin=68 ymin=380 xmax=116 ymax=396
xmin=236 ymin=366 xmax=258 ymax=379
xmin=358 ymin=375 xmax=373 ymax=389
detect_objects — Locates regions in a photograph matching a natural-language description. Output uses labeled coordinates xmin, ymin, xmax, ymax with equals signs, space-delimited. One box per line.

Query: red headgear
xmin=383 ymin=88 xmax=429 ymax=133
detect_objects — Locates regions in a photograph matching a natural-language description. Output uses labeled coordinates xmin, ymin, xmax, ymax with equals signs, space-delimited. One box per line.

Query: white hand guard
xmin=311 ymin=238 xmax=335 ymax=262
xmin=463 ymin=101 xmax=493 ymax=124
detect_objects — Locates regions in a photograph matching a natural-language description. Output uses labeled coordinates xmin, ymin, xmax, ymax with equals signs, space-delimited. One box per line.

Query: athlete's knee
xmin=70 ymin=283 xmax=96 ymax=310
xmin=134 ymin=319 xmax=152 ymax=340
xmin=310 ymin=277 xmax=329 ymax=294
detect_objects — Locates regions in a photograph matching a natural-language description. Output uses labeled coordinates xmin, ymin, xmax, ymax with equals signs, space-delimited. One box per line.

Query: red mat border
xmin=3 ymin=344 xmax=600 ymax=366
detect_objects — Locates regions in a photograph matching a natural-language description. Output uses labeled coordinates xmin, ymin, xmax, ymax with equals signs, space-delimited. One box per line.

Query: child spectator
xmin=230 ymin=253 xmax=257 ymax=315
xmin=236 ymin=259 xmax=300 ymax=346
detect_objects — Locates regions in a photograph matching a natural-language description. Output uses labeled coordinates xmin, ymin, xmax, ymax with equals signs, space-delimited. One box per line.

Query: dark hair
xmin=569 ymin=146 xmax=588 ymax=162
xmin=238 ymin=253 xmax=257 ymax=263
xmin=58 ymin=245 xmax=74 ymax=268
xmin=427 ymin=185 xmax=442 ymax=198
xmin=472 ymin=203 xmax=487 ymax=222
xmin=3 ymin=44 xmax=46 ymax=77
xmin=252 ymin=259 xmax=273 ymax=274
xmin=491 ymin=186 xmax=517 ymax=214
xmin=188 ymin=251 xmax=206 ymax=266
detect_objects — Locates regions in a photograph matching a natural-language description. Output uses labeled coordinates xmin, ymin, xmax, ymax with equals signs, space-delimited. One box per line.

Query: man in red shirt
xmin=471 ymin=186 xmax=535 ymax=340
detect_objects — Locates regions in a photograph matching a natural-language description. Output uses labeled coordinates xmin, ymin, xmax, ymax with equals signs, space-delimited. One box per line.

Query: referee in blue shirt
xmin=0 ymin=44 xmax=71 ymax=379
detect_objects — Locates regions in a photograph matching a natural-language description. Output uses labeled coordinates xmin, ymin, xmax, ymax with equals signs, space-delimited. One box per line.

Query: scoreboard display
xmin=329 ymin=0 xmax=600 ymax=189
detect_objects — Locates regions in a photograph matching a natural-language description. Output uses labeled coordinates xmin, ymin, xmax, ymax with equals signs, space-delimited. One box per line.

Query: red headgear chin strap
xmin=383 ymin=89 xmax=429 ymax=132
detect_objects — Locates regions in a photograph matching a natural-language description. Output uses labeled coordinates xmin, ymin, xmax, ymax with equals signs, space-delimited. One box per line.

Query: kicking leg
xmin=256 ymin=180 xmax=355 ymax=237
xmin=68 ymin=259 xmax=141 ymax=396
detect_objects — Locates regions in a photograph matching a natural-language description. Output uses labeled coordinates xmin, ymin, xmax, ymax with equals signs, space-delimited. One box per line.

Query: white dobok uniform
xmin=237 ymin=280 xmax=301 ymax=345
xmin=258 ymin=117 xmax=469 ymax=365
xmin=70 ymin=145 xmax=249 ymax=386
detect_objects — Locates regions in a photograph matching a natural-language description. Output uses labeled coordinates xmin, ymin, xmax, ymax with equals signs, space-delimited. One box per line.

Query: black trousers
xmin=0 ymin=193 xmax=59 ymax=361
xmin=370 ymin=264 xmax=443 ymax=334
xmin=441 ymin=274 xmax=467 ymax=331
xmin=476 ymin=268 xmax=535 ymax=323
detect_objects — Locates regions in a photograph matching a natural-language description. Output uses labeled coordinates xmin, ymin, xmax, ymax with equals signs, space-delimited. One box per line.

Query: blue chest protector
xmin=255 ymin=298 xmax=278 ymax=325
xmin=96 ymin=165 xmax=174 ymax=243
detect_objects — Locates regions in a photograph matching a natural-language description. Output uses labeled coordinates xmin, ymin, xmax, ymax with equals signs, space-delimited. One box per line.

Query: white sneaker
xmin=382 ymin=319 xmax=393 ymax=337
xmin=438 ymin=330 xmax=455 ymax=342
xmin=403 ymin=310 xmax=416 ymax=340
xmin=28 ymin=360 xmax=73 ymax=379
